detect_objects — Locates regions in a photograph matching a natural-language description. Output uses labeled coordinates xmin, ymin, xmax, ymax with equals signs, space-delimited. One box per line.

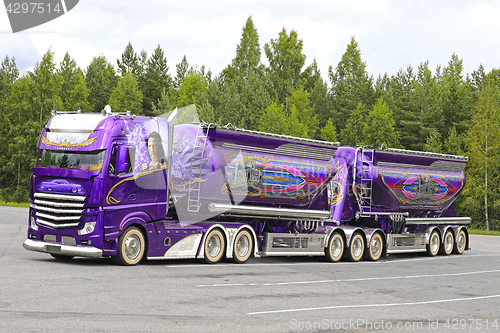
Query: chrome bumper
xmin=23 ymin=239 xmax=103 ymax=258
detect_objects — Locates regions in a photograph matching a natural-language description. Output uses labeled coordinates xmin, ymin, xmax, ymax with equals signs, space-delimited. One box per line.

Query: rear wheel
xmin=203 ymin=229 xmax=225 ymax=264
xmin=346 ymin=233 xmax=364 ymax=262
xmin=440 ymin=230 xmax=454 ymax=255
xmin=113 ymin=227 xmax=145 ymax=266
xmin=232 ymin=229 xmax=253 ymax=264
xmin=366 ymin=232 xmax=383 ymax=261
xmin=325 ymin=232 xmax=344 ymax=262
xmin=426 ymin=230 xmax=440 ymax=256
xmin=453 ymin=229 xmax=467 ymax=254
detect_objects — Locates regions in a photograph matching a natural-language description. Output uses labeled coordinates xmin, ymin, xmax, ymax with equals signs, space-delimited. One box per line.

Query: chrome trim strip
xmin=35 ymin=205 xmax=83 ymax=215
xmin=208 ymin=203 xmax=330 ymax=220
xmin=380 ymin=147 xmax=468 ymax=161
xmin=261 ymin=252 xmax=325 ymax=257
xmin=220 ymin=143 xmax=335 ymax=161
xmin=387 ymin=249 xmax=427 ymax=254
xmin=36 ymin=218 xmax=80 ymax=228
xmin=34 ymin=199 xmax=84 ymax=208
xmin=212 ymin=124 xmax=340 ymax=148
xmin=36 ymin=212 xmax=80 ymax=221
xmin=23 ymin=239 xmax=102 ymax=258
xmin=377 ymin=161 xmax=466 ymax=172
xmin=34 ymin=193 xmax=86 ymax=201
xmin=405 ymin=217 xmax=471 ymax=225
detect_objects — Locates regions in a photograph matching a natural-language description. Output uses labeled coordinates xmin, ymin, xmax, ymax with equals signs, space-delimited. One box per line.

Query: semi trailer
xmin=23 ymin=106 xmax=470 ymax=265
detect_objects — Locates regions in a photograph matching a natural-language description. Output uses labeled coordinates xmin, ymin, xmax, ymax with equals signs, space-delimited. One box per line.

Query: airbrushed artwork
xmin=24 ymin=105 xmax=472 ymax=266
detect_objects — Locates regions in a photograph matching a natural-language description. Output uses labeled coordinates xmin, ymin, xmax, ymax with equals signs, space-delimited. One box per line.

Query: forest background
xmin=1 ymin=17 xmax=499 ymax=231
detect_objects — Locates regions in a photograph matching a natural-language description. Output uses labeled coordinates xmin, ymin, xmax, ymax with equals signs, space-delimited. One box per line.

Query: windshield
xmin=37 ymin=149 xmax=106 ymax=172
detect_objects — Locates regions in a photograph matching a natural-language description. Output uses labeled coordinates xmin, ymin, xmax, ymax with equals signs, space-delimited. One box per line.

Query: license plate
xmin=45 ymin=244 xmax=61 ymax=253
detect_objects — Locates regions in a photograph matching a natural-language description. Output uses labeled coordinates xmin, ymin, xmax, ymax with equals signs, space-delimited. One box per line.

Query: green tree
xmin=1 ymin=76 xmax=39 ymax=201
xmin=143 ymin=45 xmax=173 ymax=115
xmin=29 ymin=49 xmax=63 ymax=123
xmin=302 ymin=59 xmax=332 ymax=130
xmin=0 ymin=55 xmax=19 ymax=100
xmin=340 ymin=102 xmax=367 ymax=146
xmin=108 ymin=72 xmax=143 ymax=114
xmin=463 ymin=83 xmax=500 ymax=230
xmin=67 ymin=72 xmax=91 ymax=111
xmin=176 ymin=67 xmax=208 ymax=109
xmin=438 ymin=54 xmax=474 ymax=136
xmin=444 ymin=126 xmax=462 ymax=155
xmin=258 ymin=101 xmax=288 ymax=135
xmin=117 ymin=42 xmax=139 ymax=77
xmin=363 ymin=98 xmax=400 ymax=148
xmin=86 ymin=55 xmax=118 ymax=112
xmin=329 ymin=37 xmax=374 ymax=131
xmin=287 ymin=86 xmax=318 ymax=138
xmin=423 ymin=129 xmax=442 ymax=153
xmin=320 ymin=119 xmax=337 ymax=142
xmin=151 ymin=87 xmax=171 ymax=116
xmin=58 ymin=52 xmax=79 ymax=108
xmin=223 ymin=16 xmax=264 ymax=85
xmin=264 ymin=28 xmax=306 ymax=106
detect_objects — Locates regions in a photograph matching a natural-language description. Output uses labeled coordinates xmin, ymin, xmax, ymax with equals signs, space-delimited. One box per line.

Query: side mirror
xmin=115 ymin=145 xmax=129 ymax=174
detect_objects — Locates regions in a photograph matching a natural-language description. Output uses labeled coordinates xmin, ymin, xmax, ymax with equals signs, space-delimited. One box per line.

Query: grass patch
xmin=0 ymin=201 xmax=30 ymax=208
xmin=468 ymin=228 xmax=500 ymax=236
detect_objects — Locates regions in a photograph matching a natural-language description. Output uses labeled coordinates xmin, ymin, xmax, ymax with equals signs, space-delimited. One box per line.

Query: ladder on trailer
xmin=187 ymin=124 xmax=211 ymax=212
xmin=353 ymin=146 xmax=374 ymax=218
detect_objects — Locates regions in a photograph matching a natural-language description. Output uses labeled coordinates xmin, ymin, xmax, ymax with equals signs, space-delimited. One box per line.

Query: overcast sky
xmin=1 ymin=0 xmax=500 ymax=82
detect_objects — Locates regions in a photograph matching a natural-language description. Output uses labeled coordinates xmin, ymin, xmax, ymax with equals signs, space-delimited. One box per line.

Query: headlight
xmin=30 ymin=215 xmax=38 ymax=231
xmin=79 ymin=222 xmax=96 ymax=235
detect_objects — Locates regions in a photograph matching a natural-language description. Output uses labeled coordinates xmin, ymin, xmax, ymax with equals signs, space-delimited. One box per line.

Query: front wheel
xmin=113 ymin=227 xmax=145 ymax=266
xmin=232 ymin=229 xmax=253 ymax=264
xmin=346 ymin=233 xmax=365 ymax=262
xmin=325 ymin=232 xmax=344 ymax=262
xmin=203 ymin=229 xmax=225 ymax=264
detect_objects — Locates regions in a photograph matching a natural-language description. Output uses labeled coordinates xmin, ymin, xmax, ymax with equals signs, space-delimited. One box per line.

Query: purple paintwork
xmin=25 ymin=111 xmax=469 ymax=263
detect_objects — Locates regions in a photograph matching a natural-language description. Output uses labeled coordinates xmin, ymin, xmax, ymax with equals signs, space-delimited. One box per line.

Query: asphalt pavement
xmin=1 ymin=206 xmax=499 ymax=333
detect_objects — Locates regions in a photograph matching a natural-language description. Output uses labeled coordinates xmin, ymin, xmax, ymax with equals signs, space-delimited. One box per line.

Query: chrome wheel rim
xmin=124 ymin=234 xmax=141 ymax=260
xmin=445 ymin=233 xmax=453 ymax=252
xmin=431 ymin=234 xmax=439 ymax=253
xmin=458 ymin=232 xmax=465 ymax=251
xmin=352 ymin=237 xmax=363 ymax=258
xmin=207 ymin=234 xmax=221 ymax=258
xmin=371 ymin=236 xmax=381 ymax=257
xmin=331 ymin=237 xmax=342 ymax=258
xmin=236 ymin=235 xmax=249 ymax=258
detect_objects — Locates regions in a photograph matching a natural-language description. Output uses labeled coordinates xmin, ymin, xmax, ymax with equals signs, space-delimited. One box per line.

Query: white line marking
xmin=197 ymin=269 xmax=500 ymax=287
xmin=160 ymin=254 xmax=495 ymax=269
xmin=247 ymin=294 xmax=500 ymax=315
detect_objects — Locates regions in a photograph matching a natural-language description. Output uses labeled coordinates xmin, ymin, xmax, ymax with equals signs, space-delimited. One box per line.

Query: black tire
xmin=50 ymin=254 xmax=74 ymax=260
xmin=325 ymin=232 xmax=344 ymax=262
xmin=203 ymin=229 xmax=225 ymax=264
xmin=232 ymin=229 xmax=253 ymax=264
xmin=453 ymin=229 xmax=467 ymax=254
xmin=366 ymin=232 xmax=384 ymax=261
xmin=346 ymin=233 xmax=364 ymax=262
xmin=426 ymin=230 xmax=440 ymax=256
xmin=113 ymin=227 xmax=145 ymax=266
xmin=440 ymin=229 xmax=454 ymax=255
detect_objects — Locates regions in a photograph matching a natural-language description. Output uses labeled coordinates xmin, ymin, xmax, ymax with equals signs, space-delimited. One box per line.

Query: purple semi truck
xmin=23 ymin=106 xmax=471 ymax=265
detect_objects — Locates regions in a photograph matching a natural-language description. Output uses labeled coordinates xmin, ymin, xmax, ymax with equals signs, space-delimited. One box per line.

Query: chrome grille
xmin=34 ymin=192 xmax=85 ymax=228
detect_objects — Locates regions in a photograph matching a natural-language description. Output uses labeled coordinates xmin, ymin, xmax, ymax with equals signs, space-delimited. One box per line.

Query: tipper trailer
xmin=23 ymin=107 xmax=470 ymax=265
